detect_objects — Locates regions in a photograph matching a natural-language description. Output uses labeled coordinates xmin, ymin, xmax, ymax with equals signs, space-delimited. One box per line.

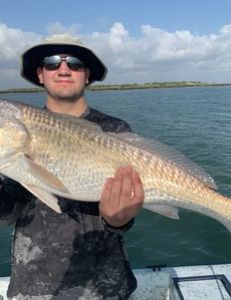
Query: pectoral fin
xmin=0 ymin=152 xmax=68 ymax=194
xmin=143 ymin=204 xmax=179 ymax=219
xmin=25 ymin=157 xmax=68 ymax=192
xmin=22 ymin=183 xmax=61 ymax=213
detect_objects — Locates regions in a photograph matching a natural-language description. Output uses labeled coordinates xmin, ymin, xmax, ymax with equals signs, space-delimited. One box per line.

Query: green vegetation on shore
xmin=0 ymin=81 xmax=230 ymax=94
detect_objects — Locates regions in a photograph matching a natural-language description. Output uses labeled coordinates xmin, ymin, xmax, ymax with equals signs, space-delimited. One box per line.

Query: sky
xmin=1 ymin=0 xmax=231 ymax=89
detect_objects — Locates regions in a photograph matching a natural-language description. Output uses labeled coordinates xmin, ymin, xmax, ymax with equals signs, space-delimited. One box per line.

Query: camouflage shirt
xmin=0 ymin=107 xmax=137 ymax=300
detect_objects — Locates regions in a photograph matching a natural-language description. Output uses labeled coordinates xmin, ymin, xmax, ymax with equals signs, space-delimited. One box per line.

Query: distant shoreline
xmin=0 ymin=81 xmax=231 ymax=93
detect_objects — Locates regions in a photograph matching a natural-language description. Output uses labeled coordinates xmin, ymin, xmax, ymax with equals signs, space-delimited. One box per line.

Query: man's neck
xmin=46 ymin=97 xmax=88 ymax=117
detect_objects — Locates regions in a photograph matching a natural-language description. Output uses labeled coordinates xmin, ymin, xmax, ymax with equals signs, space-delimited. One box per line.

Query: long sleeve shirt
xmin=0 ymin=107 xmax=137 ymax=300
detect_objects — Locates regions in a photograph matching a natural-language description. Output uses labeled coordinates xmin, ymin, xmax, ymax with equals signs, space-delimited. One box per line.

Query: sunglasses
xmin=42 ymin=55 xmax=85 ymax=71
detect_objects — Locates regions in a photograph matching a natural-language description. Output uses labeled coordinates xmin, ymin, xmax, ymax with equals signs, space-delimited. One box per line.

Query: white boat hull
xmin=1 ymin=263 xmax=231 ymax=300
xmin=132 ymin=263 xmax=231 ymax=300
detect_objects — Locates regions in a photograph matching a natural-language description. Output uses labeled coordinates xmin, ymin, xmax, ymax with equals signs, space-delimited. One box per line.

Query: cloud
xmin=0 ymin=23 xmax=42 ymax=62
xmin=47 ymin=22 xmax=83 ymax=36
xmin=1 ymin=21 xmax=231 ymax=89
xmin=83 ymin=22 xmax=231 ymax=84
xmin=0 ymin=23 xmax=43 ymax=88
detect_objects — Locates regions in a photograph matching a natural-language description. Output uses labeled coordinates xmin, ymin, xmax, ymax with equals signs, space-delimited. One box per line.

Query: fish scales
xmin=0 ymin=100 xmax=231 ymax=232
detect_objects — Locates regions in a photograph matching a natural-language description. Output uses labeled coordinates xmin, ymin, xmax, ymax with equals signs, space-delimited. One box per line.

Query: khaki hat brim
xmin=21 ymin=41 xmax=107 ymax=86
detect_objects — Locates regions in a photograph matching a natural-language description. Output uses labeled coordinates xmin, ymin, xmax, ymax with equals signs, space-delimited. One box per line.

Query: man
xmin=0 ymin=34 xmax=144 ymax=299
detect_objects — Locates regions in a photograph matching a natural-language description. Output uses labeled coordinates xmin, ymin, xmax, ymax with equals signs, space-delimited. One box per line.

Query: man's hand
xmin=99 ymin=166 xmax=144 ymax=228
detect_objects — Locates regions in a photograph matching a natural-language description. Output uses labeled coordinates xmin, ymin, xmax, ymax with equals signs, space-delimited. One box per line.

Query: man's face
xmin=37 ymin=54 xmax=90 ymax=102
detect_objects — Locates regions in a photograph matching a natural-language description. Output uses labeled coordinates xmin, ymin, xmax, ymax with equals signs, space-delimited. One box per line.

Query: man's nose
xmin=57 ymin=61 xmax=71 ymax=73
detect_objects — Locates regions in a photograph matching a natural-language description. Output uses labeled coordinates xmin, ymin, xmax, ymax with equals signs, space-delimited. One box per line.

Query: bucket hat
xmin=21 ymin=34 xmax=108 ymax=86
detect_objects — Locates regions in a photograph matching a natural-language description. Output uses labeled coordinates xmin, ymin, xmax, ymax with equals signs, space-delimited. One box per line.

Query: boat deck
xmin=1 ymin=263 xmax=231 ymax=299
xmin=132 ymin=263 xmax=231 ymax=299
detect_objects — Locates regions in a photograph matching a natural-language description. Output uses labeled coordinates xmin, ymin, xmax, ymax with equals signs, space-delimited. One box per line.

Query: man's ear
xmin=37 ymin=67 xmax=44 ymax=84
xmin=85 ymin=68 xmax=90 ymax=85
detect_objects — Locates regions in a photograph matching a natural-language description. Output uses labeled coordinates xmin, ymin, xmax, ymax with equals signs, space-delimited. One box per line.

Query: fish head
xmin=0 ymin=100 xmax=22 ymax=119
xmin=0 ymin=101 xmax=30 ymax=162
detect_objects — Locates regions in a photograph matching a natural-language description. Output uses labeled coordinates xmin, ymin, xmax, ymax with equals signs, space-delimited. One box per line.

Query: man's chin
xmin=47 ymin=90 xmax=84 ymax=102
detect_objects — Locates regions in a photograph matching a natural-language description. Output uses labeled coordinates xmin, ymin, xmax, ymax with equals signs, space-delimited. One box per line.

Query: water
xmin=0 ymin=86 xmax=231 ymax=276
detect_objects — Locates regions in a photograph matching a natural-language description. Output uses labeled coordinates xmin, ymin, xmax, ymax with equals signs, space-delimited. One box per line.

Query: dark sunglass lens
xmin=42 ymin=55 xmax=85 ymax=71
xmin=44 ymin=63 xmax=61 ymax=70
xmin=66 ymin=57 xmax=85 ymax=71
xmin=67 ymin=63 xmax=85 ymax=71
xmin=43 ymin=55 xmax=62 ymax=70
xmin=43 ymin=55 xmax=61 ymax=64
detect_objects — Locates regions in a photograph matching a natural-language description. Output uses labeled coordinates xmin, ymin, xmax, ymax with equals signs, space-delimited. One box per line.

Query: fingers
xmin=131 ymin=169 xmax=144 ymax=205
xmin=116 ymin=166 xmax=133 ymax=209
xmin=100 ymin=165 xmax=144 ymax=227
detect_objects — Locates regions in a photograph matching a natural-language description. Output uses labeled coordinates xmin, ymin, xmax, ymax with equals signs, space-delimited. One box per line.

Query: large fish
xmin=0 ymin=99 xmax=230 ymax=232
